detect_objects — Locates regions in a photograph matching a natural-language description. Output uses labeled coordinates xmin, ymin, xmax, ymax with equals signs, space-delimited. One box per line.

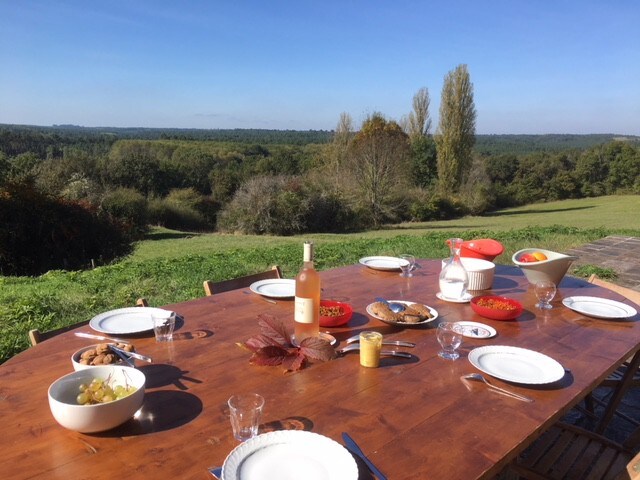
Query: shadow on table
xmin=261 ymin=416 xmax=314 ymax=433
xmin=140 ymin=364 xmax=203 ymax=389
xmin=94 ymin=390 xmax=203 ymax=437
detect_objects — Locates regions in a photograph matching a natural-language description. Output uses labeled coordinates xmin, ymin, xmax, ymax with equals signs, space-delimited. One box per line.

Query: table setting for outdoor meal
xmin=1 ymin=238 xmax=639 ymax=480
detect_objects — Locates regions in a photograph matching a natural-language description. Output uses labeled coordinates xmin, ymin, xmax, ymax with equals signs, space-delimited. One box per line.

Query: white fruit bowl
xmin=48 ymin=365 xmax=145 ymax=433
xmin=512 ymin=248 xmax=578 ymax=285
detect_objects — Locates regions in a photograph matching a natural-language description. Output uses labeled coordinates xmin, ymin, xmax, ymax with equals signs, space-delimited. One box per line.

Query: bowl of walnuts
xmin=72 ymin=343 xmax=136 ymax=371
xmin=319 ymin=300 xmax=353 ymax=327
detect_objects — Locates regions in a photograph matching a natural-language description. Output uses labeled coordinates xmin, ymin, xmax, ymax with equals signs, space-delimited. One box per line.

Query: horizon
xmin=1 ymin=1 xmax=639 ymax=135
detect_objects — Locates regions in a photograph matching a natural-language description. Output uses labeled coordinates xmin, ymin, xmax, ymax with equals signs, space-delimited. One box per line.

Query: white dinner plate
xmin=359 ymin=256 xmax=408 ymax=271
xmin=468 ymin=345 xmax=565 ymax=384
xmin=89 ymin=307 xmax=172 ymax=335
xmin=436 ymin=292 xmax=473 ymax=303
xmin=366 ymin=300 xmax=438 ymax=326
xmin=455 ymin=321 xmax=497 ymax=339
xmin=562 ymin=296 xmax=637 ymax=319
xmin=222 ymin=430 xmax=358 ymax=480
xmin=250 ymin=279 xmax=296 ymax=298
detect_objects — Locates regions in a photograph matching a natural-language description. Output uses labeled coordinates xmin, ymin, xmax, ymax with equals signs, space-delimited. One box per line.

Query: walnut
xmin=95 ymin=343 xmax=111 ymax=355
xmin=81 ymin=349 xmax=97 ymax=360
xmin=102 ymin=354 xmax=116 ymax=364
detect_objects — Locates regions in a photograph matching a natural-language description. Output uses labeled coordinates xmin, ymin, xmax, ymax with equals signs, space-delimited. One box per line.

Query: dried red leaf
xmin=250 ymin=346 xmax=291 ymax=366
xmin=299 ymin=337 xmax=337 ymax=362
xmin=282 ymin=352 xmax=307 ymax=372
xmin=245 ymin=333 xmax=283 ymax=351
xmin=257 ymin=314 xmax=291 ymax=347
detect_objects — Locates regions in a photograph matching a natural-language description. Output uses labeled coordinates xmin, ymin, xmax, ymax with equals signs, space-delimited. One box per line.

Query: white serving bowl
xmin=48 ymin=365 xmax=145 ymax=433
xmin=441 ymin=257 xmax=496 ymax=290
xmin=512 ymin=248 xmax=578 ymax=285
xmin=71 ymin=344 xmax=134 ymax=371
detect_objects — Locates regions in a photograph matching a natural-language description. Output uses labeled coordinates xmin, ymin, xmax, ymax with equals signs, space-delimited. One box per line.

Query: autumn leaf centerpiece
xmin=238 ymin=314 xmax=336 ymax=372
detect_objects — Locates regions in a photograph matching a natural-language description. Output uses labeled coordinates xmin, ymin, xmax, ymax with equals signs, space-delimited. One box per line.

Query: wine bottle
xmin=294 ymin=241 xmax=320 ymax=344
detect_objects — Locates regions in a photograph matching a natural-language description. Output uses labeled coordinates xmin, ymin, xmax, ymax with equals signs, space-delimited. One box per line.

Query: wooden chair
xmin=510 ymin=421 xmax=640 ymax=479
xmin=584 ymin=276 xmax=640 ymax=431
xmin=28 ymin=297 xmax=149 ymax=346
xmin=203 ymin=266 xmax=283 ymax=296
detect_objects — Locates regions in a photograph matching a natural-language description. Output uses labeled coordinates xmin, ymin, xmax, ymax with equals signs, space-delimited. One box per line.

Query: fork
xmin=461 ymin=373 xmax=534 ymax=403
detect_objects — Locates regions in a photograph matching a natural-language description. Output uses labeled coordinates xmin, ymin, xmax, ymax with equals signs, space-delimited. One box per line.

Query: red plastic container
xmin=460 ymin=239 xmax=504 ymax=261
xmin=470 ymin=295 xmax=523 ymax=321
xmin=319 ymin=300 xmax=353 ymax=327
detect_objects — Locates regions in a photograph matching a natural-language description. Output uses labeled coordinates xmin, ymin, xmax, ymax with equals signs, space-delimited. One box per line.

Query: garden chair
xmin=509 ymin=421 xmax=640 ymax=479
xmin=28 ymin=297 xmax=149 ymax=346
xmin=203 ymin=266 xmax=283 ymax=296
xmin=584 ymin=275 xmax=640 ymax=432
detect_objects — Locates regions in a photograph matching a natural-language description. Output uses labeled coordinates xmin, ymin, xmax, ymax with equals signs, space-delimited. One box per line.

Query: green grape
xmin=102 ymin=395 xmax=114 ymax=403
xmin=93 ymin=389 xmax=104 ymax=400
xmin=77 ymin=392 xmax=90 ymax=404
xmin=78 ymin=383 xmax=88 ymax=392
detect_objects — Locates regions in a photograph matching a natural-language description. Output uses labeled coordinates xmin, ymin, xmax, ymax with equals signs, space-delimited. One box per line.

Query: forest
xmin=1 ymin=122 xmax=639 ymax=276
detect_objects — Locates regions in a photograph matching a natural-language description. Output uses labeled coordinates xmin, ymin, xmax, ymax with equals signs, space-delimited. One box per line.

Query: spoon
xmin=461 ymin=373 xmax=534 ymax=403
xmin=375 ymin=297 xmax=405 ymax=313
xmin=345 ymin=334 xmax=415 ymax=347
xmin=337 ymin=344 xmax=412 ymax=358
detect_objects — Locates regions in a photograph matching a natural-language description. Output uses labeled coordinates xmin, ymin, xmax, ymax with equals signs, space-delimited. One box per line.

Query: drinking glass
xmin=437 ymin=322 xmax=463 ymax=360
xmin=534 ymin=280 xmax=557 ymax=310
xmin=228 ymin=393 xmax=264 ymax=442
xmin=152 ymin=310 xmax=176 ymax=342
xmin=399 ymin=254 xmax=416 ymax=278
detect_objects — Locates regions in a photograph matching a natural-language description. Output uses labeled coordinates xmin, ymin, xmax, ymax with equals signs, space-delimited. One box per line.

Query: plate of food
xmin=470 ymin=295 xmax=523 ymax=321
xmin=366 ymin=300 xmax=438 ymax=326
xmin=359 ymin=256 xmax=408 ymax=271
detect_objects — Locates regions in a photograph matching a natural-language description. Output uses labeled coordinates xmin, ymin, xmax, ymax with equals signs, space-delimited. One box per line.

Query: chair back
xmin=203 ymin=266 xmax=282 ymax=296
xmin=588 ymin=275 xmax=640 ymax=305
xmin=28 ymin=297 xmax=149 ymax=346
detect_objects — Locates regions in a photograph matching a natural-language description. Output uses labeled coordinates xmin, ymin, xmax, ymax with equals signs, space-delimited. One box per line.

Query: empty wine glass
xmin=437 ymin=322 xmax=463 ymax=360
xmin=534 ymin=280 xmax=557 ymax=309
xmin=399 ymin=254 xmax=415 ymax=278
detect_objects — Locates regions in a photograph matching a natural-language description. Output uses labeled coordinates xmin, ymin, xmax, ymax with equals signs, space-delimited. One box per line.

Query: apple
xmin=519 ymin=253 xmax=537 ymax=263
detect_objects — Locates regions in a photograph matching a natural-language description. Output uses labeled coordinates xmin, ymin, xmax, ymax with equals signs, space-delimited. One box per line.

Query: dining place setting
xmin=11 ymin=236 xmax=640 ymax=480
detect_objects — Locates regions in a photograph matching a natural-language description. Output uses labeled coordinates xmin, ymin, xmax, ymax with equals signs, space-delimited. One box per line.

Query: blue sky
xmin=1 ymin=0 xmax=638 ymax=134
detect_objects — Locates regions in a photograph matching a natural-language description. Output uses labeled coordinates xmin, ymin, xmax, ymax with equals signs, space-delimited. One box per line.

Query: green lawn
xmin=1 ymin=194 xmax=638 ymax=363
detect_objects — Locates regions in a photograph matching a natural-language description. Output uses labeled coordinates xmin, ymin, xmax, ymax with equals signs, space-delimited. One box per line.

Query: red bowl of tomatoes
xmin=319 ymin=300 xmax=353 ymax=327
xmin=470 ymin=295 xmax=523 ymax=321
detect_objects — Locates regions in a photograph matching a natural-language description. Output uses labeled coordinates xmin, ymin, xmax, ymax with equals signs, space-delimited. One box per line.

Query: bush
xmin=100 ymin=187 xmax=148 ymax=235
xmin=0 ymin=183 xmax=134 ymax=276
xmin=409 ymin=192 xmax=467 ymax=221
xmin=147 ymin=197 xmax=210 ymax=232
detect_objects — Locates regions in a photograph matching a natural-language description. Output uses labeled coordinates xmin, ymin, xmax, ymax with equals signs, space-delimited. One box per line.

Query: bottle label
xmin=294 ymin=297 xmax=314 ymax=324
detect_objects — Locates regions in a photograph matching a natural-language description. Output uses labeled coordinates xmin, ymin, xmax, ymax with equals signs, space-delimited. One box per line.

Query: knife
xmin=110 ymin=345 xmax=153 ymax=363
xmin=75 ymin=332 xmax=131 ymax=344
xmin=342 ymin=432 xmax=387 ymax=480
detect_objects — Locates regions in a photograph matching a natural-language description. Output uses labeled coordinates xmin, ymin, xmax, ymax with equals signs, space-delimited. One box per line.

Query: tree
xmin=406 ymin=87 xmax=432 ymax=140
xmin=434 ymin=64 xmax=477 ymax=193
xmin=347 ymin=113 xmax=410 ymax=227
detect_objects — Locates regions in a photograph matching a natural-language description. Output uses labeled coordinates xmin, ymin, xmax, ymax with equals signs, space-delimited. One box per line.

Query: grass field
xmin=1 ymin=194 xmax=638 ymax=363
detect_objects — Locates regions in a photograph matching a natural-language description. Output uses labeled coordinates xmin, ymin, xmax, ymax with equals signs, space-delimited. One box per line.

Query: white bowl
xmin=71 ymin=344 xmax=134 ymax=371
xmin=512 ymin=248 xmax=578 ymax=285
xmin=48 ymin=365 xmax=145 ymax=433
xmin=441 ymin=257 xmax=496 ymax=290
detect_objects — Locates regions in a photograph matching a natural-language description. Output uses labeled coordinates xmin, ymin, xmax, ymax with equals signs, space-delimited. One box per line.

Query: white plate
xmin=468 ymin=345 xmax=565 ymax=384
xmin=562 ymin=296 xmax=637 ymax=319
xmin=250 ymin=279 xmax=296 ymax=298
xmin=89 ymin=307 xmax=172 ymax=335
xmin=436 ymin=292 xmax=473 ymax=303
xmin=359 ymin=256 xmax=408 ymax=271
xmin=222 ymin=430 xmax=358 ymax=480
xmin=366 ymin=300 xmax=438 ymax=326
xmin=456 ymin=321 xmax=497 ymax=339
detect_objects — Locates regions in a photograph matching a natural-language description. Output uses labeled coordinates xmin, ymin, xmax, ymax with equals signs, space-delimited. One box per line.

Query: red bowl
xmin=319 ymin=300 xmax=353 ymax=327
xmin=470 ymin=295 xmax=523 ymax=321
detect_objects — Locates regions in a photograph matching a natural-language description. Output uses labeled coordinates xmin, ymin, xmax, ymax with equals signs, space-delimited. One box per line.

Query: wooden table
xmin=2 ymin=261 xmax=640 ymax=479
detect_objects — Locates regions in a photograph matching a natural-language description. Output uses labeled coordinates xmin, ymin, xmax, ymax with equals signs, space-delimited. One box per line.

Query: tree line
xmin=1 ymin=64 xmax=639 ymax=275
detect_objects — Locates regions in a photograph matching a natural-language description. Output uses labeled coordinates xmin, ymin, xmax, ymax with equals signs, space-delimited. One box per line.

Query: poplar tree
xmin=435 ymin=64 xmax=476 ymax=193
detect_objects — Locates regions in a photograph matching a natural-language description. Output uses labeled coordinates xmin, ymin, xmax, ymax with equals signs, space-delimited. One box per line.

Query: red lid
xmin=460 ymin=239 xmax=504 ymax=260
